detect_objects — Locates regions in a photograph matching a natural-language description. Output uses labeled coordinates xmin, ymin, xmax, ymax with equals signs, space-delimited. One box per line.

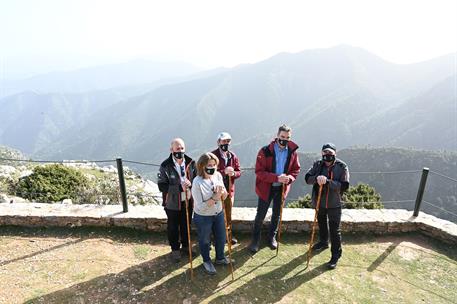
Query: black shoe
xmin=327 ymin=257 xmax=339 ymax=269
xmin=170 ymin=250 xmax=181 ymax=262
xmin=181 ymin=247 xmax=197 ymax=256
xmin=248 ymin=241 xmax=260 ymax=253
xmin=268 ymin=237 xmax=278 ymax=250
xmin=230 ymin=237 xmax=238 ymax=245
xmin=312 ymin=242 xmax=329 ymax=252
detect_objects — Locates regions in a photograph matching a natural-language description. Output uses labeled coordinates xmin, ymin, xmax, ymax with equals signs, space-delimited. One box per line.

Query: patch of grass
xmin=133 ymin=245 xmax=151 ymax=260
xmin=25 ymin=289 xmax=47 ymax=302
xmin=72 ymin=270 xmax=88 ymax=281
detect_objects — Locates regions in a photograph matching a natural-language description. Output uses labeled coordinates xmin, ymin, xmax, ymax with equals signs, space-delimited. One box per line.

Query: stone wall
xmin=0 ymin=203 xmax=456 ymax=244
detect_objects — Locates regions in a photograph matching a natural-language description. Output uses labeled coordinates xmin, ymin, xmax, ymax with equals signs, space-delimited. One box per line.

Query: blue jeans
xmin=193 ymin=211 xmax=226 ymax=262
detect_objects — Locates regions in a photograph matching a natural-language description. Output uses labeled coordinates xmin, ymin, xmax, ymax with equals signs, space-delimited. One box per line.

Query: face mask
xmin=173 ymin=151 xmax=184 ymax=159
xmin=205 ymin=167 xmax=216 ymax=175
xmin=219 ymin=144 xmax=229 ymax=152
xmin=278 ymin=139 xmax=289 ymax=147
xmin=322 ymin=154 xmax=335 ymax=162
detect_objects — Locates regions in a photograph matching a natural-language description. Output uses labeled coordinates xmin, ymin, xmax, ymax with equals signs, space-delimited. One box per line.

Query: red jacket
xmin=255 ymin=140 xmax=300 ymax=202
xmin=211 ymin=148 xmax=241 ymax=197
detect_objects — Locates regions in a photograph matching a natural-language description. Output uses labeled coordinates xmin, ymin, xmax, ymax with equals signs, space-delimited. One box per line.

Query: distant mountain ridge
xmin=0 ymin=59 xmax=201 ymax=98
xmin=33 ymin=45 xmax=456 ymax=163
xmin=0 ymin=45 xmax=455 ymax=164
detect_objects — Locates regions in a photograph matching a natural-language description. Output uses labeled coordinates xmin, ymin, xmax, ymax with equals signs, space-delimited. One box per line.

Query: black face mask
xmin=278 ymin=139 xmax=289 ymax=147
xmin=219 ymin=144 xmax=229 ymax=152
xmin=322 ymin=154 xmax=335 ymax=162
xmin=205 ymin=167 xmax=216 ymax=175
xmin=173 ymin=151 xmax=184 ymax=159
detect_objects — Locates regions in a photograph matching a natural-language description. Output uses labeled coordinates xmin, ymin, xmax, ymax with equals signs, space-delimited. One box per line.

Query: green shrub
xmin=287 ymin=193 xmax=312 ymax=208
xmin=15 ymin=164 xmax=89 ymax=203
xmin=288 ymin=183 xmax=383 ymax=209
xmin=343 ymin=183 xmax=383 ymax=209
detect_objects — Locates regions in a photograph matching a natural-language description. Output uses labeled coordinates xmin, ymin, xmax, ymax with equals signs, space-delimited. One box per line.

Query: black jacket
xmin=157 ymin=154 xmax=197 ymax=211
xmin=305 ymin=158 xmax=350 ymax=208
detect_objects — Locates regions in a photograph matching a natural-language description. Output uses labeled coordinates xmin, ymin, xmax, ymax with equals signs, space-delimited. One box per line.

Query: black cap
xmin=322 ymin=143 xmax=336 ymax=153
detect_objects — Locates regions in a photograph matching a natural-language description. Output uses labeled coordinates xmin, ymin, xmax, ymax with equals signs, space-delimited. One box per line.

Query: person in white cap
xmin=211 ymin=132 xmax=242 ymax=245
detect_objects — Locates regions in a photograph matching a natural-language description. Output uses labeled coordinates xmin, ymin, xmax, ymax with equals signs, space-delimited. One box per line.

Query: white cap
xmin=217 ymin=132 xmax=232 ymax=141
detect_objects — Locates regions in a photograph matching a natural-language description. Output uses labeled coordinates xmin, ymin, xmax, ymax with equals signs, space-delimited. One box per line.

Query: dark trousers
xmin=165 ymin=205 xmax=192 ymax=251
xmin=251 ymin=186 xmax=283 ymax=243
xmin=317 ymin=207 xmax=342 ymax=259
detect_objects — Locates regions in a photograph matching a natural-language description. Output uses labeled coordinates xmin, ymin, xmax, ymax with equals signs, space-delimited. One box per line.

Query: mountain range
xmin=0 ymin=45 xmax=455 ymax=165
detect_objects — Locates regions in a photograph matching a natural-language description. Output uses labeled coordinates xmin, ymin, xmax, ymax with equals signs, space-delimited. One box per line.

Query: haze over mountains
xmin=0 ymin=45 xmax=455 ymax=165
xmin=0 ymin=59 xmax=201 ymax=98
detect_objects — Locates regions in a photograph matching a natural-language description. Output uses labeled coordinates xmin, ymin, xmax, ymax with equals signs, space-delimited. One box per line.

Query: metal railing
xmin=1 ymin=157 xmax=456 ymax=223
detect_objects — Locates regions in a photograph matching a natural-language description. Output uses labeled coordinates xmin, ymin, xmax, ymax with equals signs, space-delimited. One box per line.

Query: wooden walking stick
xmin=184 ymin=163 xmax=194 ymax=279
xmin=276 ymin=184 xmax=287 ymax=256
xmin=184 ymin=190 xmax=194 ymax=279
xmin=228 ymin=175 xmax=233 ymax=244
xmin=221 ymin=192 xmax=234 ymax=280
xmin=307 ymin=184 xmax=324 ymax=268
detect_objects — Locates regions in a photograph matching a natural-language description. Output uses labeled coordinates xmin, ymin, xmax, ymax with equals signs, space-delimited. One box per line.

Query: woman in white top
xmin=192 ymin=152 xmax=232 ymax=275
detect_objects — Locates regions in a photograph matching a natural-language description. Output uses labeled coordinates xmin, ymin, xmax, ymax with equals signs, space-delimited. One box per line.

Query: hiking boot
xmin=203 ymin=261 xmax=217 ymax=275
xmin=312 ymin=242 xmax=329 ymax=252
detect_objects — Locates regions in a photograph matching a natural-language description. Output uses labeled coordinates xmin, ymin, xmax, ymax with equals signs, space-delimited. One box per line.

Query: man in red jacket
xmin=211 ymin=132 xmax=242 ymax=245
xmin=248 ymin=124 xmax=301 ymax=253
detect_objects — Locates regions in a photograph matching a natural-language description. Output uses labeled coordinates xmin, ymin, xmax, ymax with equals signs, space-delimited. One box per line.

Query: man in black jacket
xmin=157 ymin=138 xmax=197 ymax=261
xmin=305 ymin=143 xmax=349 ymax=269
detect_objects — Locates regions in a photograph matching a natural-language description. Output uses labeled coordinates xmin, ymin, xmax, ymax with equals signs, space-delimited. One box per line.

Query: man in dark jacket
xmin=248 ymin=125 xmax=301 ymax=253
xmin=157 ymin=138 xmax=197 ymax=262
xmin=305 ymin=143 xmax=350 ymax=269
xmin=211 ymin=132 xmax=242 ymax=245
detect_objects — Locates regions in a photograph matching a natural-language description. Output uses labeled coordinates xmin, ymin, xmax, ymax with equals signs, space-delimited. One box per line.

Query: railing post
xmin=116 ymin=158 xmax=128 ymax=213
xmin=413 ymin=167 xmax=429 ymax=217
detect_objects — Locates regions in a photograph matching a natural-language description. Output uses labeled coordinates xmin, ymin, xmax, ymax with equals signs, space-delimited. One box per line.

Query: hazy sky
xmin=1 ymin=0 xmax=456 ymax=78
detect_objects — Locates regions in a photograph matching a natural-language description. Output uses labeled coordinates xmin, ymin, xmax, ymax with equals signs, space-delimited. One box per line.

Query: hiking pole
xmin=221 ymin=192 xmax=235 ymax=280
xmin=184 ymin=190 xmax=194 ymax=279
xmin=276 ymin=183 xmax=287 ymax=256
xmin=307 ymin=184 xmax=323 ymax=268
xmin=228 ymin=175 xmax=233 ymax=244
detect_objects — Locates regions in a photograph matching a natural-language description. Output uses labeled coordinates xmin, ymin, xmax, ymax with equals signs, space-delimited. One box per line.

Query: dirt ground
xmin=0 ymin=226 xmax=456 ymax=304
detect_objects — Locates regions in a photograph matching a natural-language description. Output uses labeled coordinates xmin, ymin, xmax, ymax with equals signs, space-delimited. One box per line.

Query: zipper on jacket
xmin=325 ymin=167 xmax=334 ymax=209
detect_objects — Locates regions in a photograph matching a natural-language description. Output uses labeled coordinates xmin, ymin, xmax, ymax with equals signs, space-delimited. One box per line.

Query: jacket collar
xmin=166 ymin=153 xmax=193 ymax=166
xmin=267 ymin=140 xmax=299 ymax=154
